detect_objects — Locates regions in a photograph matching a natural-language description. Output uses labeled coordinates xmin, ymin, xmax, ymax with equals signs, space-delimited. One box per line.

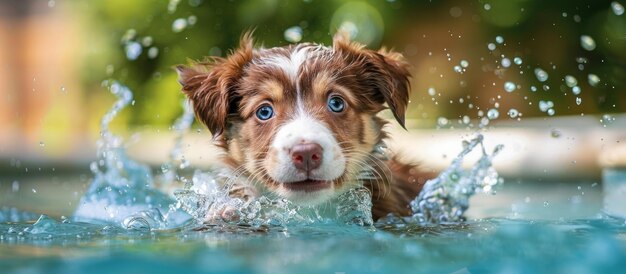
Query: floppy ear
xmin=176 ymin=33 xmax=254 ymax=138
xmin=332 ymin=32 xmax=411 ymax=128
xmin=371 ymin=48 xmax=411 ymax=129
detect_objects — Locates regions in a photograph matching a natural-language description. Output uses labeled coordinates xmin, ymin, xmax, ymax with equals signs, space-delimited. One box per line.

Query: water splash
xmin=157 ymin=100 xmax=194 ymax=190
xmin=175 ymin=169 xmax=374 ymax=227
xmin=73 ymin=81 xmax=190 ymax=228
xmin=410 ymin=134 xmax=504 ymax=223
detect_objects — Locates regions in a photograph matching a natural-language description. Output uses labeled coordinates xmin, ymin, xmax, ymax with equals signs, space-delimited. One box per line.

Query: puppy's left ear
xmin=371 ymin=48 xmax=411 ymax=129
xmin=333 ymin=33 xmax=411 ymax=128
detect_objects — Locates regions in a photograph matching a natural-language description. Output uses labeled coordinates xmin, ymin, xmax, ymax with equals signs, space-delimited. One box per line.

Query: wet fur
xmin=177 ymin=32 xmax=433 ymax=221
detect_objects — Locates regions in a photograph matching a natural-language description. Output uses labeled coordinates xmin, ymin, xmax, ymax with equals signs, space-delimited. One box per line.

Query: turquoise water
xmin=1 ymin=213 xmax=626 ymax=274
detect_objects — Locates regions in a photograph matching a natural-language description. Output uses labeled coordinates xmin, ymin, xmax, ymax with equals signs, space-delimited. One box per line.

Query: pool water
xmin=1 ymin=213 xmax=626 ymax=274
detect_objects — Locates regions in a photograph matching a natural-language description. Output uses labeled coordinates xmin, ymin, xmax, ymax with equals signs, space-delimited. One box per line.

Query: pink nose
xmin=291 ymin=143 xmax=323 ymax=172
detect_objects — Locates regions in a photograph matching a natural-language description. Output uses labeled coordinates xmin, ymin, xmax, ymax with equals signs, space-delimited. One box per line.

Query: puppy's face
xmin=177 ymin=33 xmax=410 ymax=205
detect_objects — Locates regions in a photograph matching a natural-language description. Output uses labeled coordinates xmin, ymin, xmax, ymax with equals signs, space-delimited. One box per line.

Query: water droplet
xmin=460 ymin=60 xmax=469 ymax=68
xmin=580 ymin=35 xmax=596 ymax=51
xmin=141 ymin=36 xmax=153 ymax=47
xmin=125 ymin=42 xmax=142 ymax=60
xmin=576 ymin=97 xmax=582 ymax=105
xmin=60 ymin=86 xmax=67 ymax=93
xmin=161 ymin=164 xmax=170 ymax=174
xmin=611 ymin=1 xmax=625 ymax=16
xmin=428 ymin=87 xmax=436 ymax=96
xmin=168 ymin=0 xmax=181 ymax=13
xmin=507 ymin=108 xmax=519 ymax=118
xmin=501 ymin=57 xmax=511 ymax=68
xmin=284 ymin=26 xmax=303 ymax=43
xmin=601 ymin=114 xmax=616 ymax=126
xmin=551 ymin=129 xmax=561 ymax=138
xmin=32 ymin=188 xmax=37 ymax=194
xmin=187 ymin=15 xmax=198 ymax=25
xmin=121 ymin=29 xmax=137 ymax=44
xmin=530 ymin=86 xmax=537 ymax=92
xmin=543 ymin=201 xmax=550 ymax=207
xmin=534 ymin=68 xmax=549 ymax=82
xmin=564 ymin=75 xmax=578 ymax=87
xmin=487 ymin=43 xmax=496 ymax=51
xmin=484 ymin=3 xmax=491 ymax=10
xmin=588 ymin=74 xmax=600 ymax=87
xmin=39 ymin=141 xmax=45 ymax=147
xmin=453 ymin=65 xmax=463 ymax=73
xmin=48 ymin=0 xmax=55 ymax=8
xmin=513 ymin=57 xmax=523 ymax=65
xmin=504 ymin=81 xmax=516 ymax=92
xmin=172 ymin=18 xmax=188 ymax=33
xmin=437 ymin=117 xmax=449 ymax=126
xmin=539 ymin=100 xmax=554 ymax=112
xmin=12 ymin=180 xmax=19 ymax=192
xmin=495 ymin=36 xmax=504 ymax=44
xmin=487 ymin=108 xmax=499 ymax=120
xmin=547 ymin=108 xmax=556 ymax=116
xmin=462 ymin=115 xmax=470 ymax=124
xmin=147 ymin=47 xmax=159 ymax=59
xmin=572 ymin=86 xmax=581 ymax=95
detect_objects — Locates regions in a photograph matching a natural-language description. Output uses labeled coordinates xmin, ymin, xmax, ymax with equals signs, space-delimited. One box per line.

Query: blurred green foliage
xmin=78 ymin=0 xmax=626 ymax=127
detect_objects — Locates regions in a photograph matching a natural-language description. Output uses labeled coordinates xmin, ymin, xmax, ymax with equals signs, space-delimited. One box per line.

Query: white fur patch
xmin=268 ymin=115 xmax=346 ymax=184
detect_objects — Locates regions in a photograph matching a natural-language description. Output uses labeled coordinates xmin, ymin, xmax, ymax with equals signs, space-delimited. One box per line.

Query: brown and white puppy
xmin=176 ymin=32 xmax=433 ymax=221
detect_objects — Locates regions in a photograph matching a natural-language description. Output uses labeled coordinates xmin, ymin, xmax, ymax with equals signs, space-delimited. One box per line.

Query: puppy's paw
xmin=204 ymin=205 xmax=241 ymax=224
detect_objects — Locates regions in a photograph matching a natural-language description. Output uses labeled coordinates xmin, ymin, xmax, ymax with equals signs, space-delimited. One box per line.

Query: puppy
xmin=176 ymin=32 xmax=433 ymax=221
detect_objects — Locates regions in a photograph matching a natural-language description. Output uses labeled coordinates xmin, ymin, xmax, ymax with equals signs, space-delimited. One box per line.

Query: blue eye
xmin=327 ymin=96 xmax=345 ymax=113
xmin=256 ymin=105 xmax=274 ymax=120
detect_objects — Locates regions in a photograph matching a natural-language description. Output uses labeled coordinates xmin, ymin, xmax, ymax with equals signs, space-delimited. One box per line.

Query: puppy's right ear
xmin=176 ymin=33 xmax=254 ymax=138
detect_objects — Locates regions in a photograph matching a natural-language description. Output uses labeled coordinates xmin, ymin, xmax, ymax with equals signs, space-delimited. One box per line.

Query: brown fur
xmin=177 ymin=32 xmax=433 ymax=221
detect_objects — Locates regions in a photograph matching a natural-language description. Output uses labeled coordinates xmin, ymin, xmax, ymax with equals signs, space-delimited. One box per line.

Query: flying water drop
xmin=437 ymin=117 xmax=449 ymax=126
xmin=487 ymin=108 xmax=499 ymax=120
xmin=588 ymin=74 xmax=600 ymax=87
xmin=534 ymin=68 xmax=549 ymax=82
xmin=580 ymin=35 xmax=596 ymax=51
xmin=611 ymin=1 xmax=625 ymax=16
xmin=428 ymin=87 xmax=436 ymax=96
xmin=564 ymin=75 xmax=578 ymax=87
xmin=284 ymin=26 xmax=303 ymax=43
xmin=504 ymin=81 xmax=516 ymax=92
xmin=124 ymin=42 xmax=142 ymax=60
xmin=172 ymin=18 xmax=188 ymax=33
xmin=501 ymin=58 xmax=511 ymax=68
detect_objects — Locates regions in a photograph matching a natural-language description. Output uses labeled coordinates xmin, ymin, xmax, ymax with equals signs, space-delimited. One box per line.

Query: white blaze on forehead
xmin=259 ymin=44 xmax=329 ymax=82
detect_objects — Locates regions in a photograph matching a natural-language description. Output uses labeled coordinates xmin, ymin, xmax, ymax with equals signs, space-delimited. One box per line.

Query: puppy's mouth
xmin=281 ymin=179 xmax=332 ymax=192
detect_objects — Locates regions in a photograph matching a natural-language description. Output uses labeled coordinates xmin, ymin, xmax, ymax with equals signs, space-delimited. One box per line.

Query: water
xmin=12 ymin=81 xmax=626 ymax=273
xmin=410 ymin=134 xmax=503 ymax=223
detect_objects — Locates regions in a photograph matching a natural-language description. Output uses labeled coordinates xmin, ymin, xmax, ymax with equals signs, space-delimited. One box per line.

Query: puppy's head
xmin=177 ymin=32 xmax=410 ymax=205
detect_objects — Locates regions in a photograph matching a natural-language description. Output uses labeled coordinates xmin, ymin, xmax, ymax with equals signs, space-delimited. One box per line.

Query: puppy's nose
xmin=291 ymin=143 xmax=323 ymax=172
